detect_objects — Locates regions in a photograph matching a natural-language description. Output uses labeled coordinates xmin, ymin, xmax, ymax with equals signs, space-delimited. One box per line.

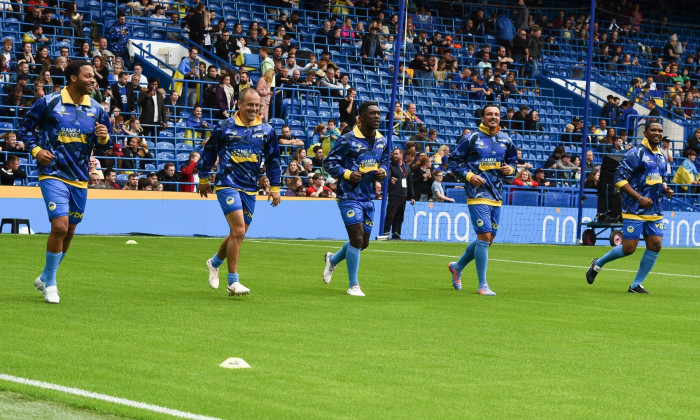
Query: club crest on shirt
xmin=627 ymin=225 xmax=635 ymax=233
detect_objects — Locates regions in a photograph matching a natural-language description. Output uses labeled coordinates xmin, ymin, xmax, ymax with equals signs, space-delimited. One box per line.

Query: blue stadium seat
xmin=543 ymin=191 xmax=571 ymax=207
xmin=446 ymin=188 xmax=466 ymax=203
xmin=176 ymin=143 xmax=193 ymax=151
xmin=511 ymin=189 xmax=539 ymax=206
xmin=156 ymin=141 xmax=175 ymax=150
xmin=116 ymin=174 xmax=129 ymax=187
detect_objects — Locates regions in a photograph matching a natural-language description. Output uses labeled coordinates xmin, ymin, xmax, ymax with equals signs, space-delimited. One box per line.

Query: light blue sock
xmin=474 ymin=240 xmax=490 ymax=288
xmin=60 ymin=253 xmax=66 ymax=263
xmin=330 ymin=241 xmax=349 ymax=266
xmin=346 ymin=245 xmax=361 ymax=287
xmin=227 ymin=273 xmax=239 ymax=286
xmin=455 ymin=241 xmax=478 ymax=271
xmin=41 ymin=251 xmax=63 ymax=288
xmin=597 ymin=245 xmax=625 ymax=267
xmin=211 ymin=253 xmax=225 ymax=269
xmin=632 ymin=250 xmax=658 ymax=288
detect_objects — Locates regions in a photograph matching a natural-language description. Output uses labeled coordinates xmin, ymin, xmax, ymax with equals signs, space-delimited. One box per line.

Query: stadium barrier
xmin=2 ymin=187 xmax=699 ymax=247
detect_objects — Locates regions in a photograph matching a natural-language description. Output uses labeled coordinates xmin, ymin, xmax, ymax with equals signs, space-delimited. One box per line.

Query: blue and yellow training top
xmin=614 ymin=138 xmax=668 ymax=221
xmin=324 ymin=126 xmax=389 ymax=202
xmin=197 ymin=112 xmax=281 ymax=194
xmin=19 ymin=88 xmax=111 ymax=189
xmin=448 ymin=123 xmax=518 ymax=206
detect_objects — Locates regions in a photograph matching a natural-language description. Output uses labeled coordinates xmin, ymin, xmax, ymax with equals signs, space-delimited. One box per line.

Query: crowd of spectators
xmin=1 ymin=0 xmax=699 ymax=196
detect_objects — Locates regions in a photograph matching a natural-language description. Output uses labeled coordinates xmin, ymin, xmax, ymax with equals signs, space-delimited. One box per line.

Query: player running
xmin=199 ymin=88 xmax=281 ymax=296
xmin=446 ymin=104 xmax=517 ymax=295
xmin=322 ymin=101 xmax=389 ymax=296
xmin=586 ymin=122 xmax=674 ymax=293
xmin=19 ymin=60 xmax=111 ymax=304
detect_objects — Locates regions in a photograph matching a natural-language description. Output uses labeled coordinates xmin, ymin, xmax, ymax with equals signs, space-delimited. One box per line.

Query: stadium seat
xmin=511 ymin=190 xmax=539 ymax=206
xmin=543 ymin=191 xmax=571 ymax=207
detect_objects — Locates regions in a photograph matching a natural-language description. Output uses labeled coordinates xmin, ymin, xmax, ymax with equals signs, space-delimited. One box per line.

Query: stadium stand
xmin=0 ymin=0 xmax=698 ymax=208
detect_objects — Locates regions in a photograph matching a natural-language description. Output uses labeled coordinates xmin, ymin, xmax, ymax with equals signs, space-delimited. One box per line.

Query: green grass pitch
xmin=1 ymin=235 xmax=699 ymax=419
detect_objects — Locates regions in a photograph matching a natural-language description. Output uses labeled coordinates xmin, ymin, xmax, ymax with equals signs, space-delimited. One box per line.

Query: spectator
xmin=311 ymin=144 xmax=324 ymax=168
xmin=533 ymin=167 xmax=551 ymax=187
xmin=606 ymin=137 xmax=625 ymax=154
xmin=324 ymin=119 xmax=341 ymax=155
xmin=207 ymin=74 xmax=234 ymax=119
xmin=180 ymin=151 xmax=200 ymax=192
xmin=167 ymin=13 xmax=185 ymax=43
xmin=121 ymin=173 xmax=139 ymax=190
xmin=292 ymin=147 xmax=307 ymax=164
xmin=555 ymin=152 xmax=578 ymax=185
xmin=315 ymin=20 xmax=333 ymax=46
xmin=138 ymin=177 xmax=153 ymax=191
xmin=306 ymin=173 xmax=330 ymax=197
xmin=257 ymin=175 xmax=271 ymax=196
xmin=646 ymin=99 xmax=660 ymax=124
xmin=299 ymin=157 xmax=314 ymax=185
xmin=412 ymin=155 xmax=433 ymax=201
xmin=361 ymin=26 xmax=385 ymax=66
xmin=433 ymin=144 xmax=450 ymax=165
xmin=283 ymin=160 xmax=301 ymax=187
xmin=339 ymin=87 xmax=358 ymax=127
xmin=233 ymin=71 xmax=253 ymax=103
xmin=511 ymin=105 xmax=529 ymax=130
xmin=92 ymin=56 xmax=109 ymax=91
xmin=512 ymin=169 xmax=538 ymax=187
xmin=319 ymin=66 xmax=343 ymax=98
xmin=121 ymin=136 xmax=152 ymax=170
xmin=516 ymin=148 xmax=533 ymax=170
xmin=184 ymin=105 xmax=210 ymax=141
xmin=284 ymin=176 xmax=305 ymax=196
xmin=138 ymin=78 xmax=167 ymax=137
xmin=278 ymin=125 xmax=304 ymax=147
xmin=524 ymin=109 xmax=543 ymax=131
xmin=0 ymin=155 xmax=27 ymax=185
xmin=110 ymin=71 xmax=134 ymax=113
xmin=409 ymin=125 xmax=429 ymax=145
xmin=0 ymin=132 xmax=26 ymax=157
xmin=500 ymin=108 xmax=516 ymax=130
xmin=620 ymin=100 xmax=639 ymax=136
xmin=256 ymin=68 xmax=274 ymax=121
xmin=101 ymin=168 xmax=120 ymax=189
xmin=22 ymin=23 xmax=50 ymax=49
xmin=402 ymin=103 xmax=423 ymax=132
xmin=430 ymin=170 xmax=454 ymax=203
xmin=672 ymin=149 xmax=699 ymax=190
xmin=88 ymin=156 xmax=104 ymax=179
xmin=684 ymin=128 xmax=700 ymax=157
xmin=109 ymin=11 xmax=131 ymax=69
xmin=583 ymin=169 xmax=599 ymax=189
xmin=156 ymin=163 xmax=180 ymax=191
xmin=87 ymin=172 xmax=105 ymax=189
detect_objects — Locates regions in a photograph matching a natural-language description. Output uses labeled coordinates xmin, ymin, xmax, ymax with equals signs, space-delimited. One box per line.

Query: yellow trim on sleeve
xmin=199 ymin=178 xmax=210 ymax=184
xmin=270 ymin=186 xmax=280 ymax=193
xmin=622 ymin=213 xmax=663 ymax=221
xmin=343 ymin=169 xmax=352 ymax=180
xmin=98 ymin=134 xmax=110 ymax=145
xmin=31 ymin=146 xmax=42 ymax=158
xmin=465 ymin=172 xmax=474 ymax=182
xmin=38 ymin=175 xmax=88 ymax=189
xmin=503 ymin=165 xmax=514 ymax=175
xmin=466 ymin=198 xmax=502 ymax=207
xmin=615 ymin=180 xmax=629 ymax=188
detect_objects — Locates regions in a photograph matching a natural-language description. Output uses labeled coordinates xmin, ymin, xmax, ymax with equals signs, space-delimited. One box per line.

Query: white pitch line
xmin=0 ymin=373 xmax=222 ymax=420
xmin=247 ymin=239 xmax=700 ymax=279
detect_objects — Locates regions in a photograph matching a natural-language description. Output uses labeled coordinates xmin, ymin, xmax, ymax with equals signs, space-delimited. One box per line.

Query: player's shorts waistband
xmin=622 ymin=213 xmax=663 ymax=221
xmin=213 ymin=186 xmax=257 ymax=195
xmin=39 ymin=175 xmax=88 ymax=189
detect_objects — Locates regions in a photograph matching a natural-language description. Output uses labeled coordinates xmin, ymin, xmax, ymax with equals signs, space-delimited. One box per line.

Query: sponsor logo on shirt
xmin=478 ymin=157 xmax=501 ymax=171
